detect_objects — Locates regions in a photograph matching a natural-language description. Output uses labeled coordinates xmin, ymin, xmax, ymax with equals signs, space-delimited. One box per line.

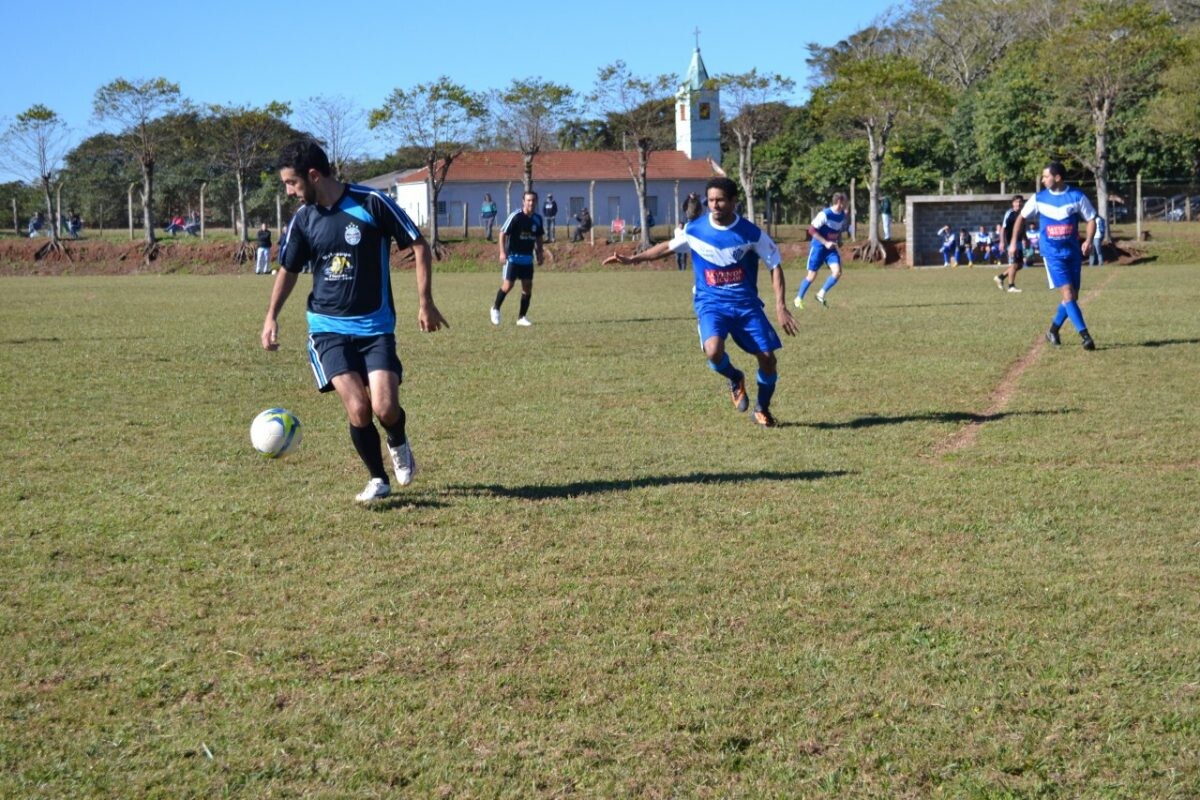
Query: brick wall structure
xmin=906 ymin=194 xmax=1015 ymax=267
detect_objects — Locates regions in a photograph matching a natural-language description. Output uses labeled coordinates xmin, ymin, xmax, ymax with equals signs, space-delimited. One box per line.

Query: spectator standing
xmin=542 ymin=194 xmax=558 ymax=242
xmin=682 ymin=191 xmax=703 ymax=222
xmin=1090 ymin=215 xmax=1107 ymax=266
xmin=480 ymin=193 xmax=498 ymax=241
xmin=674 ymin=221 xmax=688 ymax=270
xmin=255 ymin=223 xmax=273 ymax=274
xmin=28 ymin=211 xmax=44 ymax=238
xmin=880 ymin=195 xmax=892 ymax=241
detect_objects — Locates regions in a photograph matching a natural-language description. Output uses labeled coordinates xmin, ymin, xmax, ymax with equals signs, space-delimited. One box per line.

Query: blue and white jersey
xmin=669 ymin=213 xmax=781 ymax=308
xmin=1021 ymin=186 xmax=1095 ymax=264
xmin=810 ymin=207 xmax=848 ymax=246
xmin=282 ymin=183 xmax=421 ymax=336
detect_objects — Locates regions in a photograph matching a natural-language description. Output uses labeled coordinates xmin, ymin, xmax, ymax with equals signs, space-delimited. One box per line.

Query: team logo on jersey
xmin=344 ymin=223 xmax=361 ymax=246
xmin=329 ymin=254 xmax=351 ymax=274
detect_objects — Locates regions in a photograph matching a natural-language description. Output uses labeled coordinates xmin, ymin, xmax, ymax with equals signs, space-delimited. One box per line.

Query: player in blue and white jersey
xmin=794 ymin=192 xmax=849 ymax=308
xmin=490 ymin=191 xmax=544 ymax=327
xmin=261 ymin=140 xmax=449 ymax=503
xmin=602 ymin=177 xmax=799 ymax=427
xmin=1009 ymin=162 xmax=1098 ymax=350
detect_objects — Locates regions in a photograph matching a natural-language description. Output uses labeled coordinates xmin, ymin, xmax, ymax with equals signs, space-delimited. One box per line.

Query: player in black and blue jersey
xmin=490 ymin=190 xmax=544 ymax=327
xmin=261 ymin=140 xmax=449 ymax=503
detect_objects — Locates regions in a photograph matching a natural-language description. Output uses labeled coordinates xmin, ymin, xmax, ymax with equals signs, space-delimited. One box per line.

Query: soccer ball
xmin=250 ymin=408 xmax=302 ymax=458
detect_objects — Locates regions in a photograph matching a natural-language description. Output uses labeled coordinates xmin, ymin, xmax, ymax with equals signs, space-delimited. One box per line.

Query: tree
xmin=492 ymin=78 xmax=576 ymax=192
xmin=590 ymin=61 xmax=676 ymax=249
xmin=369 ymin=77 xmax=486 ymax=255
xmin=816 ymin=55 xmax=947 ymax=260
xmin=714 ymin=70 xmax=794 ymax=221
xmin=2 ymin=105 xmax=72 ymax=253
xmin=907 ymin=0 xmax=1032 ymax=90
xmin=206 ymin=102 xmax=294 ymax=261
xmin=1036 ymin=0 xmax=1178 ymax=221
xmin=93 ymin=77 xmax=182 ymax=257
xmin=296 ymin=95 xmax=368 ymax=181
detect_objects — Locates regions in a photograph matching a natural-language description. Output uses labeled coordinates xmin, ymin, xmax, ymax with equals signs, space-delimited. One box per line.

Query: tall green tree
xmin=589 ymin=61 xmax=676 ymax=249
xmin=714 ymin=70 xmax=795 ymax=221
xmin=816 ymin=55 xmax=947 ymax=259
xmin=206 ymin=102 xmax=294 ymax=260
xmin=370 ymin=77 xmax=486 ymax=254
xmin=2 ymin=105 xmax=72 ymax=249
xmin=93 ymin=77 xmax=182 ymax=255
xmin=1035 ymin=0 xmax=1178 ymax=220
xmin=492 ymin=78 xmax=576 ymax=192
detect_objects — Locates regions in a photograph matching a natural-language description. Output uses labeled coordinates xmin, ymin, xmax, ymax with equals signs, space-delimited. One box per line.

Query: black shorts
xmin=307 ymin=333 xmax=403 ymax=393
xmin=1007 ymin=249 xmax=1025 ymax=269
xmin=503 ymin=260 xmax=535 ymax=282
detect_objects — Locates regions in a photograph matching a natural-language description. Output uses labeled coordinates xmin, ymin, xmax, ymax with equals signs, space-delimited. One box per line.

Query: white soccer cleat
xmin=516 ymin=317 xmax=533 ymax=327
xmin=793 ymin=295 xmax=804 ymax=309
xmin=489 ymin=307 xmax=501 ymax=326
xmin=993 ymin=274 xmax=1004 ymax=291
xmin=1006 ymin=285 xmax=1022 ymax=293
xmin=355 ymin=477 xmax=391 ymax=503
xmin=388 ymin=442 xmax=417 ymax=487
xmin=816 ymin=290 xmax=828 ymax=307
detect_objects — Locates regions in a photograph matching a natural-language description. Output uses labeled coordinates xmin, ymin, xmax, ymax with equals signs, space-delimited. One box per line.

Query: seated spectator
xmin=28 ymin=211 xmax=45 ymax=238
xmin=973 ymin=225 xmax=993 ymax=263
xmin=571 ymin=207 xmax=592 ymax=242
xmin=937 ymin=225 xmax=957 ymax=266
xmin=957 ymin=227 xmax=974 ymax=265
xmin=66 ymin=211 xmax=83 ymax=240
xmin=164 ymin=214 xmax=185 ymax=235
xmin=184 ymin=213 xmax=200 ymax=236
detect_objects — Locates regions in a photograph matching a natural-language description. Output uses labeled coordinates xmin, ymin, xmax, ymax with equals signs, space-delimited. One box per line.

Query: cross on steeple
xmin=693 ymin=26 xmax=701 ymax=50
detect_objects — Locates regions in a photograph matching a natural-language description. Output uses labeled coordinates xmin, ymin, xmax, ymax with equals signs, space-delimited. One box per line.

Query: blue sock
xmin=708 ymin=352 xmax=742 ymax=382
xmin=821 ymin=275 xmax=839 ymax=294
xmin=1051 ymin=303 xmax=1069 ymax=329
xmin=1062 ymin=299 xmax=1087 ymax=332
xmin=756 ymin=369 xmax=777 ymax=411
xmin=798 ymin=278 xmax=812 ymax=299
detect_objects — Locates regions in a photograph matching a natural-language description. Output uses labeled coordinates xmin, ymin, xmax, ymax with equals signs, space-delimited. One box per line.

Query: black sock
xmin=1049 ymin=322 xmax=1061 ymax=334
xmin=493 ymin=290 xmax=507 ymax=309
xmin=518 ymin=293 xmax=531 ymax=318
xmin=383 ymin=407 xmax=407 ymax=447
xmin=348 ymin=423 xmax=388 ymax=481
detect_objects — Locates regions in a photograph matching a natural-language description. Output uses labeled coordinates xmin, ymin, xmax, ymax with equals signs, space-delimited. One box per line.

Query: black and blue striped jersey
xmin=500 ymin=211 xmax=543 ymax=265
xmin=281 ymin=184 xmax=422 ymax=336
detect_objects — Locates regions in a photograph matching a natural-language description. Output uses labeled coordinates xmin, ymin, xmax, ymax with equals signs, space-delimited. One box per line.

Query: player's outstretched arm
xmin=770 ymin=266 xmax=799 ymax=336
xmin=261 ymin=269 xmax=299 ymax=350
xmin=602 ymin=240 xmax=673 ymax=266
xmin=412 ymin=238 xmax=449 ymax=332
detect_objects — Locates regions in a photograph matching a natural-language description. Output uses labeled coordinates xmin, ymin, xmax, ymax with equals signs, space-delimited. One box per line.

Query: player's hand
xmin=602 ymin=252 xmax=631 ymax=266
xmin=777 ymin=306 xmax=799 ymax=336
xmin=261 ymin=319 xmax=279 ymax=351
xmin=419 ymin=303 xmax=449 ymax=332
xmin=1081 ymin=240 xmax=1092 ymax=256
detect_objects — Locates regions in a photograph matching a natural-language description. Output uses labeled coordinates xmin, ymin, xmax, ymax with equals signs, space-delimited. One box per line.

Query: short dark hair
xmin=1046 ymin=161 xmax=1066 ymax=179
xmin=278 ymin=139 xmax=332 ymax=178
xmin=706 ymin=176 xmax=738 ymax=200
xmin=1012 ymin=195 xmax=1024 ymax=203
xmin=523 ymin=190 xmax=538 ymax=200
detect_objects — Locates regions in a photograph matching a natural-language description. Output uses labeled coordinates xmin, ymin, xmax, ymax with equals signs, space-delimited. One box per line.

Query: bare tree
xmin=907 ymin=0 xmax=1031 ymax=89
xmin=297 ymin=95 xmax=367 ymax=181
xmin=93 ymin=77 xmax=181 ymax=259
xmin=492 ymin=78 xmax=576 ymax=192
xmin=714 ymin=70 xmax=795 ymax=221
xmin=2 ymin=105 xmax=72 ymax=256
xmin=207 ymin=102 xmax=293 ymax=262
xmin=369 ymin=77 xmax=486 ymax=256
xmin=590 ymin=61 xmax=676 ymax=250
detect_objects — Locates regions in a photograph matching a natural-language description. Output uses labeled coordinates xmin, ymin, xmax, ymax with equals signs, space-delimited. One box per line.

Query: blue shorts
xmin=307 ymin=333 xmax=403 ymax=393
xmin=695 ymin=301 xmax=783 ymax=355
xmin=1044 ymin=257 xmax=1082 ymax=290
xmin=503 ymin=259 xmax=535 ymax=282
xmin=807 ymin=245 xmax=841 ymax=272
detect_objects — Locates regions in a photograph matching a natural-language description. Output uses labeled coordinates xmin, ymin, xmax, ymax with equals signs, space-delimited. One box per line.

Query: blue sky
xmin=3 ymin=0 xmax=897 ymax=168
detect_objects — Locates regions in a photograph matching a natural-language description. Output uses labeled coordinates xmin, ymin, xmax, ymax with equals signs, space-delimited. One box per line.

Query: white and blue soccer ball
xmin=250 ymin=408 xmax=302 ymax=458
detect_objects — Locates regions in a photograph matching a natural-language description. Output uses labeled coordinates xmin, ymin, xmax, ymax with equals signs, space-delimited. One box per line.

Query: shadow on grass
xmin=364 ymin=495 xmax=450 ymax=512
xmin=447 ymin=469 xmax=852 ymax=501
xmin=2 ymin=336 xmax=64 ymax=345
xmin=798 ymin=409 xmax=1071 ymax=430
xmin=873 ymin=301 xmax=985 ymax=309
xmin=556 ymin=316 xmax=696 ymax=326
xmin=1102 ymin=337 xmax=1200 ymax=349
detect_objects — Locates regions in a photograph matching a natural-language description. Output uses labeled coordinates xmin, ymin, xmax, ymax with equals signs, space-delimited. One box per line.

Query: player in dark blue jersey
xmin=490 ymin=191 xmax=544 ymax=327
xmin=995 ymin=195 xmax=1026 ymax=292
xmin=1009 ymin=162 xmax=1098 ymax=350
xmin=603 ymin=177 xmax=798 ymax=427
xmin=261 ymin=140 xmax=449 ymax=503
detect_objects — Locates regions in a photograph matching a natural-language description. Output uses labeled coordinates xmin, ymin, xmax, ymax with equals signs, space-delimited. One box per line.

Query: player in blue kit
xmin=795 ymin=192 xmax=849 ymax=309
xmin=1009 ymin=162 xmax=1098 ymax=350
xmin=602 ymin=177 xmax=798 ymax=427
xmin=261 ymin=140 xmax=449 ymax=503
xmin=490 ymin=190 xmax=544 ymax=327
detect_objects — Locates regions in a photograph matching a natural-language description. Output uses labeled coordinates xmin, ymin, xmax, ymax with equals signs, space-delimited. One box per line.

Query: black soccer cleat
xmin=1045 ymin=328 xmax=1062 ymax=346
xmin=1080 ymin=331 xmax=1096 ymax=351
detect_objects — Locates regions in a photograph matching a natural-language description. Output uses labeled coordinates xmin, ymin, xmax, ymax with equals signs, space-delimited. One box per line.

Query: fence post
xmin=11 ymin=197 xmax=17 ymax=235
xmin=128 ymin=183 xmax=136 ymax=240
xmin=1136 ymin=172 xmax=1143 ymax=241
xmin=463 ymin=201 xmax=469 ymax=238
xmin=199 ymin=182 xmax=207 ymax=240
xmin=849 ymin=178 xmax=857 ymax=240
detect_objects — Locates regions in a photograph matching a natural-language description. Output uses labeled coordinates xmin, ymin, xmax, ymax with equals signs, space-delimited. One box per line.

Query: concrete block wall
xmin=905 ymin=194 xmax=1014 ymax=267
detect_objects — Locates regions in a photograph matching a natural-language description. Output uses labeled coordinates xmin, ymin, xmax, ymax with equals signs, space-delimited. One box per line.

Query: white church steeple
xmin=675 ymin=29 xmax=721 ymax=164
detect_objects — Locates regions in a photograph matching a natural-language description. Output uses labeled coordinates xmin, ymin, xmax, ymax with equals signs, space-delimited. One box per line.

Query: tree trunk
xmin=737 ymin=134 xmax=755 ymax=221
xmin=1093 ymin=113 xmax=1109 ymax=240
xmin=41 ymin=177 xmax=59 ymax=246
xmin=141 ymin=159 xmax=156 ymax=247
xmin=425 ymin=163 xmax=444 ymax=258
xmin=636 ymin=145 xmax=651 ymax=250
xmin=233 ymin=170 xmax=250 ymax=263
xmin=856 ymin=124 xmax=887 ymax=262
xmin=522 ymin=152 xmax=534 ymax=194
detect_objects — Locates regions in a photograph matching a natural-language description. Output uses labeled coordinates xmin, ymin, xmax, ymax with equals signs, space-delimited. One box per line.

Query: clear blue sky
xmin=4 ymin=0 xmax=896 ymax=167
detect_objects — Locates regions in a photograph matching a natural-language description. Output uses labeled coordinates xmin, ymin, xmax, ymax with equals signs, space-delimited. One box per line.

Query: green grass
xmin=1 ymin=264 xmax=1198 ymax=798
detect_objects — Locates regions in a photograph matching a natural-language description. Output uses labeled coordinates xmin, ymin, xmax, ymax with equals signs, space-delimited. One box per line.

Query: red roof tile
xmin=398 ymin=150 xmax=717 ymax=183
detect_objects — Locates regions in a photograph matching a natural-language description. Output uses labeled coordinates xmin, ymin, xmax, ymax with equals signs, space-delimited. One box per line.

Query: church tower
xmin=675 ymin=36 xmax=721 ymax=164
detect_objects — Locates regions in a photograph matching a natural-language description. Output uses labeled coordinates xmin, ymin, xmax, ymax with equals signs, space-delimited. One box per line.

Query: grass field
xmin=2 ymin=263 xmax=1198 ymax=797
